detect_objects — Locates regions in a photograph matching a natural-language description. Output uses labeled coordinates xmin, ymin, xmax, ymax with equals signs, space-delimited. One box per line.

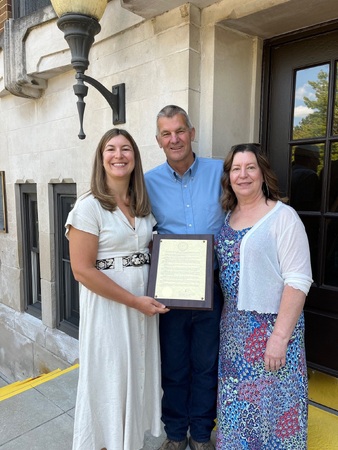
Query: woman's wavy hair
xmin=90 ymin=128 xmax=151 ymax=217
xmin=221 ymin=143 xmax=286 ymax=211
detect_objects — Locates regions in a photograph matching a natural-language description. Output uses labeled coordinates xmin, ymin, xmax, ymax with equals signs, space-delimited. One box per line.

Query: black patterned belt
xmin=95 ymin=252 xmax=151 ymax=270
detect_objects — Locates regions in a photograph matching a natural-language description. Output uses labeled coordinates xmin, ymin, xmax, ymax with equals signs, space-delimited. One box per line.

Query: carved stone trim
xmin=119 ymin=0 xmax=214 ymax=19
xmin=3 ymin=7 xmax=56 ymax=99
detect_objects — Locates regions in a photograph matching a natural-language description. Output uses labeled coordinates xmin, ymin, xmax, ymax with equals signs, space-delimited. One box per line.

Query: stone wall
xmin=0 ymin=303 xmax=78 ymax=382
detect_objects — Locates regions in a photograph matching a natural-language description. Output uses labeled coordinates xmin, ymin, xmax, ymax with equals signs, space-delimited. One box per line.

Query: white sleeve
xmin=65 ymin=195 xmax=100 ymax=239
xmin=277 ymin=211 xmax=313 ymax=295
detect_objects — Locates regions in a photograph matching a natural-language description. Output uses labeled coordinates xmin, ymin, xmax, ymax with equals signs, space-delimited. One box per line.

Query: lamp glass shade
xmin=51 ymin=0 xmax=108 ymax=21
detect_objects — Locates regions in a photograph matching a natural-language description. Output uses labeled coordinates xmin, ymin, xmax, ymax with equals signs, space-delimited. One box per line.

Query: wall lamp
xmin=50 ymin=0 xmax=126 ymax=139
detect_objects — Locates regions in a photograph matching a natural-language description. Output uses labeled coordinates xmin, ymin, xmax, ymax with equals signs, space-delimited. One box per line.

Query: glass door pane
xmin=325 ymin=219 xmax=338 ymax=287
xmin=290 ymin=143 xmax=323 ymax=211
xmin=293 ymin=65 xmax=329 ymax=140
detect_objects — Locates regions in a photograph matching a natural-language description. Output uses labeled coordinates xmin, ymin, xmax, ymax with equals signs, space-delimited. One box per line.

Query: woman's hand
xmin=264 ymin=333 xmax=287 ymax=371
xmin=133 ymin=296 xmax=170 ymax=316
xmin=264 ymin=285 xmax=306 ymax=372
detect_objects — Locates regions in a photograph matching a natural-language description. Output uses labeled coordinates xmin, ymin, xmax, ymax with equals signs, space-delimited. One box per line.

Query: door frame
xmin=261 ymin=21 xmax=338 ymax=377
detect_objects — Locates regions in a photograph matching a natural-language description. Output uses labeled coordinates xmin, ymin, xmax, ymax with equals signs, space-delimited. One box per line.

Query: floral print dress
xmin=214 ymin=214 xmax=308 ymax=450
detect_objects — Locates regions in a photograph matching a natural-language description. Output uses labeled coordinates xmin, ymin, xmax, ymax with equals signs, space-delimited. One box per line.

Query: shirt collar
xmin=165 ymin=153 xmax=199 ymax=180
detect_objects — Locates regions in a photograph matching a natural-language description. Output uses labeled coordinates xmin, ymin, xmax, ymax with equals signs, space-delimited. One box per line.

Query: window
xmin=54 ymin=184 xmax=79 ymax=338
xmin=12 ymin=0 xmax=51 ymax=19
xmin=21 ymin=184 xmax=41 ymax=318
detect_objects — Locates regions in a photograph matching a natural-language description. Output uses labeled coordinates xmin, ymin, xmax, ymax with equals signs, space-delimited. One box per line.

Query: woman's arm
xmin=264 ymin=284 xmax=306 ymax=371
xmin=68 ymin=226 xmax=169 ymax=316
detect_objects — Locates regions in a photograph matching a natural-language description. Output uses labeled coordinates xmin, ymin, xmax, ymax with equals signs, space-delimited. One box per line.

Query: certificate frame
xmin=147 ymin=234 xmax=214 ymax=310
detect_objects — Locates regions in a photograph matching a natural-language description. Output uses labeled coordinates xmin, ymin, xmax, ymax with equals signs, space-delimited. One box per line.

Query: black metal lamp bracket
xmin=73 ymin=72 xmax=126 ymax=139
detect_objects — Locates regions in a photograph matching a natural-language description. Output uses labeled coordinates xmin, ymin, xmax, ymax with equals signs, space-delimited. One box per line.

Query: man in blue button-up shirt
xmin=145 ymin=105 xmax=225 ymax=450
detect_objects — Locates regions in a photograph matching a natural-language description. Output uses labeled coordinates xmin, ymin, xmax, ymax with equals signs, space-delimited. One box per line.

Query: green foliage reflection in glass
xmin=293 ymin=65 xmax=329 ymax=139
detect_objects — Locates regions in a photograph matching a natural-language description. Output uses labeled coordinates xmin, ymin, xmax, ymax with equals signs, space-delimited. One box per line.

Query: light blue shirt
xmin=145 ymin=156 xmax=225 ymax=239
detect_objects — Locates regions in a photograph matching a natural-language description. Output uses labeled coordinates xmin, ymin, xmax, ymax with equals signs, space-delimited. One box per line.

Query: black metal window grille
xmin=54 ymin=184 xmax=79 ymax=338
xmin=21 ymin=184 xmax=41 ymax=318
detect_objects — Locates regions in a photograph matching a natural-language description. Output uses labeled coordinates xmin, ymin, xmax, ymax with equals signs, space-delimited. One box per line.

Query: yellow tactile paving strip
xmin=308 ymin=369 xmax=338 ymax=410
xmin=308 ymin=369 xmax=338 ymax=449
xmin=308 ymin=404 xmax=338 ymax=449
xmin=0 ymin=363 xmax=79 ymax=402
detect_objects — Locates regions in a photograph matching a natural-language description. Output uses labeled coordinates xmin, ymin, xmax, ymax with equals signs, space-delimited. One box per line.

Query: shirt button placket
xmin=182 ymin=176 xmax=194 ymax=232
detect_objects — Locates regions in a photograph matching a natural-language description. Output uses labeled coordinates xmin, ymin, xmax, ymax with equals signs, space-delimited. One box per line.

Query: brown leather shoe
xmin=158 ymin=437 xmax=188 ymax=450
xmin=189 ymin=437 xmax=215 ymax=450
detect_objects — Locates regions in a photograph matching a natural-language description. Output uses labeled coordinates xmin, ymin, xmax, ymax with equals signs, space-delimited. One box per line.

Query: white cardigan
xmin=236 ymin=201 xmax=313 ymax=314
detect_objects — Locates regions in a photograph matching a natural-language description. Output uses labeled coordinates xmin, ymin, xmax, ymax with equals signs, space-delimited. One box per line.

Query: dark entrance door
xmin=263 ymin=24 xmax=338 ymax=376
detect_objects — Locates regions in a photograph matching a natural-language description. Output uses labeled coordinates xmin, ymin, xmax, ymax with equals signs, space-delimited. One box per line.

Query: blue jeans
xmin=159 ymin=278 xmax=223 ymax=442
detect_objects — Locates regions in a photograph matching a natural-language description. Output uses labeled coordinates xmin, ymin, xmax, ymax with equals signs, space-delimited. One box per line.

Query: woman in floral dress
xmin=215 ymin=144 xmax=312 ymax=449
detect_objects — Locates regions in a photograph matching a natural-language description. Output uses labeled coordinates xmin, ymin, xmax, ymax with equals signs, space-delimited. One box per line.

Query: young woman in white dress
xmin=66 ymin=128 xmax=169 ymax=450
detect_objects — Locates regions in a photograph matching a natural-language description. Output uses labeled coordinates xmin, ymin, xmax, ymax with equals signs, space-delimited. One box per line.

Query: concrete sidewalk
xmin=0 ymin=365 xmax=210 ymax=450
xmin=0 ymin=365 xmax=337 ymax=449
xmin=0 ymin=366 xmax=78 ymax=450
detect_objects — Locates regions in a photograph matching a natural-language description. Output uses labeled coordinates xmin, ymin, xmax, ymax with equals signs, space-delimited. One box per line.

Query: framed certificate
xmin=147 ymin=234 xmax=214 ymax=310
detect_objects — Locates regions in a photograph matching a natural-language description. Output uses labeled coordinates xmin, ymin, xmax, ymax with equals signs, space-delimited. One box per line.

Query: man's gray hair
xmin=156 ymin=105 xmax=193 ymax=135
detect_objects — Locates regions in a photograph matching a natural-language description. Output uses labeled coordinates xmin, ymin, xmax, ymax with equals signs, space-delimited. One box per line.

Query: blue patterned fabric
xmin=214 ymin=215 xmax=308 ymax=450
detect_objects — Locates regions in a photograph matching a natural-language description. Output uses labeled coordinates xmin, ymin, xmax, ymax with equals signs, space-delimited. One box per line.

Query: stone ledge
xmin=0 ymin=303 xmax=78 ymax=381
